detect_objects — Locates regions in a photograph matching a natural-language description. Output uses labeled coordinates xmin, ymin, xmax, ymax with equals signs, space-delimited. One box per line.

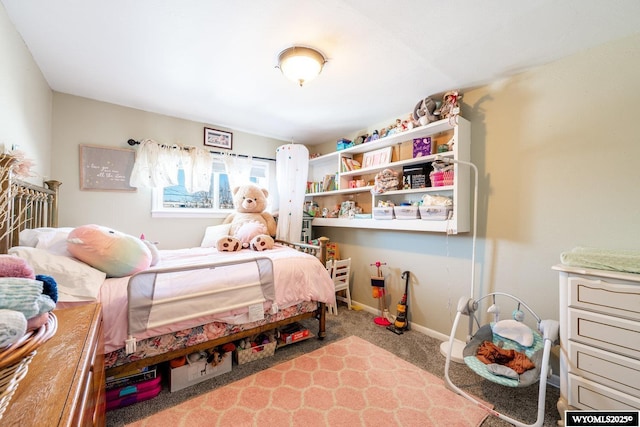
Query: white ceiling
xmin=3 ymin=0 xmax=640 ymax=145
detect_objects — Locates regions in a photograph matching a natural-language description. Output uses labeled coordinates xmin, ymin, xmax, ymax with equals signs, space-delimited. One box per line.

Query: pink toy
xmin=370 ymin=261 xmax=391 ymax=326
xmin=67 ymin=224 xmax=152 ymax=278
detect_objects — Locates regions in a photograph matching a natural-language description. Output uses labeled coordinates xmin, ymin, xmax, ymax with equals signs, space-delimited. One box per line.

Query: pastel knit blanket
xmin=0 ymin=277 xmax=54 ymax=319
xmin=0 ymin=309 xmax=28 ymax=348
xmin=561 ymin=247 xmax=640 ymax=274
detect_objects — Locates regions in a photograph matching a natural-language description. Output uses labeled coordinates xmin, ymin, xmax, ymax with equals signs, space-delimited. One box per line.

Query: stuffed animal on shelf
xmin=216 ymin=183 xmax=277 ymax=252
xmin=437 ymin=90 xmax=462 ymax=119
xmin=413 ymin=97 xmax=439 ymax=126
xmin=371 ymin=169 xmax=400 ymax=194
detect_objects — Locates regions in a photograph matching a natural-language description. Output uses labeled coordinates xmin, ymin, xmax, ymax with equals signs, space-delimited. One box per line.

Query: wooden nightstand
xmin=3 ymin=303 xmax=106 ymax=426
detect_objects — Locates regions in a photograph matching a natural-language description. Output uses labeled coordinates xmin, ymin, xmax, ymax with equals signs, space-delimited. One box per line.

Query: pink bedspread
xmin=62 ymin=245 xmax=335 ymax=353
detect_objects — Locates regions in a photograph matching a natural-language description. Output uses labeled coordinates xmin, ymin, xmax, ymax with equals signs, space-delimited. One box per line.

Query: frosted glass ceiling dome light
xmin=277 ymin=46 xmax=326 ymax=86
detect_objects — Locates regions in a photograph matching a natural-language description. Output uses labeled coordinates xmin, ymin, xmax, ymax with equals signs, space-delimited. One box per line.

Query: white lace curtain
xmin=221 ymin=152 xmax=253 ymax=191
xmin=129 ymin=139 xmax=214 ymax=193
xmin=129 ymin=139 xmax=259 ymax=196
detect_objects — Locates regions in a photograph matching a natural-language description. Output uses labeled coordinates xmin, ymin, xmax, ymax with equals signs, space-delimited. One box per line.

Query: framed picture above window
xmin=204 ymin=127 xmax=233 ymax=150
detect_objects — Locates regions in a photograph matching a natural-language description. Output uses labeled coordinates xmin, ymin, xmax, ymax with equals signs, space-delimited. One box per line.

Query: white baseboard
xmin=350 ymin=299 xmax=450 ymax=342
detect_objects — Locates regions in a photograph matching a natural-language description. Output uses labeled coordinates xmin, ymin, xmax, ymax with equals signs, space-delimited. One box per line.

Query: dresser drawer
xmin=568 ymin=373 xmax=640 ymax=411
xmin=568 ymin=308 xmax=640 ymax=360
xmin=567 ymin=340 xmax=640 ymax=399
xmin=568 ymin=275 xmax=640 ymax=320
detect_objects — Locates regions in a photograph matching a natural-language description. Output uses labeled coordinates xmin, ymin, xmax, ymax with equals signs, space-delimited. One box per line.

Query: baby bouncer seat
xmin=444 ymin=292 xmax=560 ymax=427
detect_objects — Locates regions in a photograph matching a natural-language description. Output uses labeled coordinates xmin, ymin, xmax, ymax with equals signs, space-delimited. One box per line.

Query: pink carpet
xmin=127 ymin=336 xmax=490 ymax=427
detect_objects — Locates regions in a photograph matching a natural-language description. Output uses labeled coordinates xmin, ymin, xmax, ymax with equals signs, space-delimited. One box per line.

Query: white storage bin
xmin=419 ymin=205 xmax=452 ymax=221
xmin=170 ymin=352 xmax=232 ymax=392
xmin=373 ymin=207 xmax=394 ymax=220
xmin=393 ymin=206 xmax=419 ymax=220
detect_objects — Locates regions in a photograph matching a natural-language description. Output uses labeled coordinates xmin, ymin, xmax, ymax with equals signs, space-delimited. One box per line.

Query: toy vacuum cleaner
xmin=370 ymin=261 xmax=391 ymax=326
xmin=388 ymin=270 xmax=410 ymax=334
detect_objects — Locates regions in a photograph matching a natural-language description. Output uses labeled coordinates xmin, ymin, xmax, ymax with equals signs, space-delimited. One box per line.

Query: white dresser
xmin=554 ymin=264 xmax=640 ymax=426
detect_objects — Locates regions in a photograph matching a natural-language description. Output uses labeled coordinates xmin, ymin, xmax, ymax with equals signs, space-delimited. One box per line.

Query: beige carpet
xmin=126 ymin=336 xmax=490 ymax=427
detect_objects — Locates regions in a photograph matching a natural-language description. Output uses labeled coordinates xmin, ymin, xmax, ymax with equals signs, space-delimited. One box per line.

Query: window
xmin=152 ymin=158 xmax=276 ymax=218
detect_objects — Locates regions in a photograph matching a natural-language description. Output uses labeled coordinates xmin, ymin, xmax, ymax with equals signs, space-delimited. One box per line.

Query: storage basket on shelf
xmin=442 ymin=170 xmax=454 ymax=186
xmin=0 ymin=312 xmax=57 ymax=420
xmin=430 ymin=170 xmax=454 ymax=187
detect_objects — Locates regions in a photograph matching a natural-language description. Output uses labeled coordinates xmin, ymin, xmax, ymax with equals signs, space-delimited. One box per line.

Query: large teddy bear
xmin=216 ymin=184 xmax=277 ymax=252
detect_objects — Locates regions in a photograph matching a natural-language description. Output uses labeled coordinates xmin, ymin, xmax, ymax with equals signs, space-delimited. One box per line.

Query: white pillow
xmin=142 ymin=240 xmax=161 ymax=266
xmin=19 ymin=227 xmax=56 ymax=247
xmin=19 ymin=227 xmax=74 ymax=256
xmin=8 ymin=247 xmax=106 ymax=302
xmin=492 ymin=319 xmax=534 ymax=347
xmin=200 ymin=224 xmax=231 ymax=247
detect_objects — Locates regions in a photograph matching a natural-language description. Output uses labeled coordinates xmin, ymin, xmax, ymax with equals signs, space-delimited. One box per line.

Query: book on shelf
xmin=306 ymin=173 xmax=338 ymax=193
xmin=306 ymin=181 xmax=321 ymax=193
xmin=341 ymin=157 xmax=350 ymax=172
xmin=322 ymin=174 xmax=336 ymax=192
xmin=341 ymin=157 xmax=362 ymax=172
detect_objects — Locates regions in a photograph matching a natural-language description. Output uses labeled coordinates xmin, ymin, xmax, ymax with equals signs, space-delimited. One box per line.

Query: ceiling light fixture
xmin=277 ymin=46 xmax=326 ymax=87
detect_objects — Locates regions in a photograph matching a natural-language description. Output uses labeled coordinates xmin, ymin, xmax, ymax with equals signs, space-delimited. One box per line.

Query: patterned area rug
xmin=126 ymin=336 xmax=490 ymax=427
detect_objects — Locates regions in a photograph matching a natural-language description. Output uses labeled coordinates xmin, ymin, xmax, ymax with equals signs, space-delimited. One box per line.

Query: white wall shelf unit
xmin=305 ymin=117 xmax=470 ymax=233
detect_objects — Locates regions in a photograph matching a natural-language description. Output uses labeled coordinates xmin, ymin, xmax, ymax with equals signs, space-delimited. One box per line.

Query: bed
xmin=0 ymin=153 xmax=335 ymax=378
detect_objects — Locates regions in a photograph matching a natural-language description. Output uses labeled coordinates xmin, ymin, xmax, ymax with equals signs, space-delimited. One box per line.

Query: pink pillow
xmin=67 ymin=225 xmax=151 ymax=278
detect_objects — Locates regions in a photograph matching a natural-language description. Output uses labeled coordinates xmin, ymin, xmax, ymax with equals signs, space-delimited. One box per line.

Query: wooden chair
xmin=326 ymin=258 xmax=352 ymax=315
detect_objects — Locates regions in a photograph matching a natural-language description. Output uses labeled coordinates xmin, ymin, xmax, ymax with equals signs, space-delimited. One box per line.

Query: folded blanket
xmin=0 ymin=277 xmax=54 ymax=319
xmin=35 ymin=294 xmax=56 ymax=316
xmin=27 ymin=311 xmax=50 ymax=331
xmin=476 ymin=340 xmax=535 ymax=374
xmin=0 ymin=309 xmax=28 ymax=348
xmin=0 ymin=254 xmax=36 ymax=279
xmin=561 ymin=247 xmax=640 ymax=274
xmin=36 ymin=274 xmax=58 ymax=303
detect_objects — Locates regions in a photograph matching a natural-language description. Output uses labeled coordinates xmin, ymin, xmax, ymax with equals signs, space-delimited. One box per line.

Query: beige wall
xmin=0 ymin=4 xmax=52 ymax=182
xmin=51 ymin=93 xmax=287 ymax=249
xmin=313 ymin=33 xmax=640 ymax=340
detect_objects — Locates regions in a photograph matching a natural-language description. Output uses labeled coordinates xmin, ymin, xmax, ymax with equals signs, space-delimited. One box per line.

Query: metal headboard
xmin=0 ymin=154 xmax=61 ymax=254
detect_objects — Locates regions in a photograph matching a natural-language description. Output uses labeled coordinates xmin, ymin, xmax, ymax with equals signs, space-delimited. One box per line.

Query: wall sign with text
xmin=79 ymin=144 xmax=136 ymax=191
